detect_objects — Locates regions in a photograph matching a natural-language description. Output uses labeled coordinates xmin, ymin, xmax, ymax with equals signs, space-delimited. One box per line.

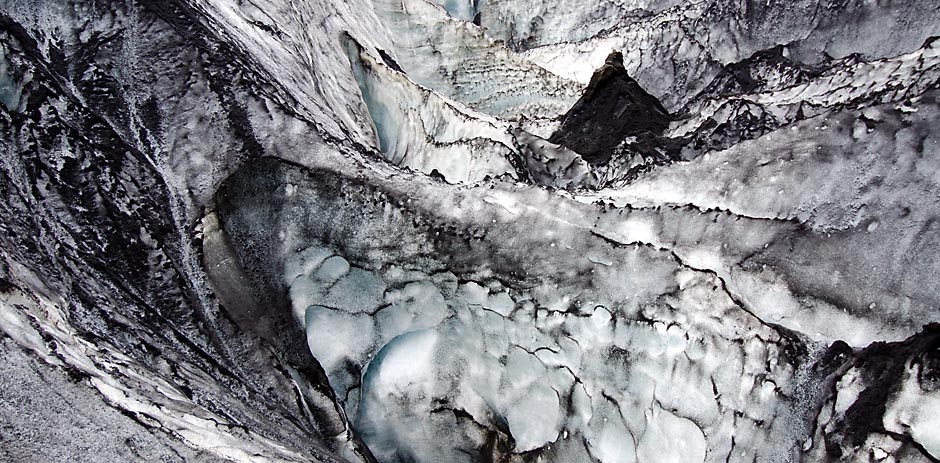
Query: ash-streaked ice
xmin=1 ymin=0 xmax=939 ymax=462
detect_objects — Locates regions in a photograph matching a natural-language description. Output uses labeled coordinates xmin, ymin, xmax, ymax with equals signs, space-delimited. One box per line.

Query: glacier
xmin=1 ymin=0 xmax=939 ymax=462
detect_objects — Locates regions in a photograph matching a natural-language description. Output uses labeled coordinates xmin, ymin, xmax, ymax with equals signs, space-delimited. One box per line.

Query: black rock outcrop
xmin=548 ymin=51 xmax=671 ymax=164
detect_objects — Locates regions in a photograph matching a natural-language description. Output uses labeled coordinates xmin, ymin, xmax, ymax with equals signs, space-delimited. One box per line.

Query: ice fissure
xmin=1 ymin=0 xmax=940 ymax=462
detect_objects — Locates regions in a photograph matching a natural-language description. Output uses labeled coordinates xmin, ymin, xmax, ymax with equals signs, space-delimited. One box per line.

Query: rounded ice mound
xmin=356 ymin=329 xmax=441 ymax=461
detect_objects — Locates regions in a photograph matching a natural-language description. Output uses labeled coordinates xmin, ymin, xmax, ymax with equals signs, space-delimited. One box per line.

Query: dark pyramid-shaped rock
xmin=549 ymin=51 xmax=671 ymax=164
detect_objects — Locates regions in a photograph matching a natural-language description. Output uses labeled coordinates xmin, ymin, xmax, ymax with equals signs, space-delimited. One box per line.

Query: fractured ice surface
xmin=515 ymin=0 xmax=940 ymax=109
xmin=595 ymin=91 xmax=940 ymax=344
xmin=215 ymin=159 xmax=817 ymax=462
xmin=672 ymin=39 xmax=940 ymax=156
xmin=369 ymin=0 xmax=582 ymax=129
xmin=3 ymin=0 xmax=940 ymax=461
xmin=884 ymin=366 xmax=940 ymax=459
xmin=347 ymin=39 xmax=594 ymax=188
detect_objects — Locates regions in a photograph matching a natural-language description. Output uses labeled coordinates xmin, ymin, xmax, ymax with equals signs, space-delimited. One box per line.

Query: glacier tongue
xmin=2 ymin=0 xmax=940 ymax=462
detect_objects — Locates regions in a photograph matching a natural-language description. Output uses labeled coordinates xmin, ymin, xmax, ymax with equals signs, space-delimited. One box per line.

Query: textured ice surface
xmin=369 ymin=0 xmax=582 ymax=127
xmin=595 ymin=91 xmax=940 ymax=345
xmin=515 ymin=0 xmax=940 ymax=109
xmin=214 ymin=159 xmax=826 ymax=462
xmin=2 ymin=0 xmax=940 ymax=461
xmin=884 ymin=367 xmax=940 ymax=459
xmin=347 ymin=39 xmax=594 ymax=187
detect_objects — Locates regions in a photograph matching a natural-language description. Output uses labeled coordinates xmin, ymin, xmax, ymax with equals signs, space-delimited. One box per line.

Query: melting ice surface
xmin=283 ymin=241 xmax=794 ymax=462
xmin=3 ymin=0 xmax=940 ymax=461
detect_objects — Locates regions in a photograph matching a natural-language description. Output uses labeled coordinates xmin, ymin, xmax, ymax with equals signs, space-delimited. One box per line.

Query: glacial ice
xmin=347 ymin=38 xmax=595 ymax=188
xmin=3 ymin=0 xmax=940 ymax=461
xmin=347 ymin=39 xmax=521 ymax=184
xmin=370 ymin=0 xmax=582 ymax=127
xmin=884 ymin=365 xmax=940 ymax=460
xmin=516 ymin=0 xmax=940 ymax=109
xmin=0 ymin=47 xmax=28 ymax=113
xmin=218 ymin=158 xmax=814 ymax=462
